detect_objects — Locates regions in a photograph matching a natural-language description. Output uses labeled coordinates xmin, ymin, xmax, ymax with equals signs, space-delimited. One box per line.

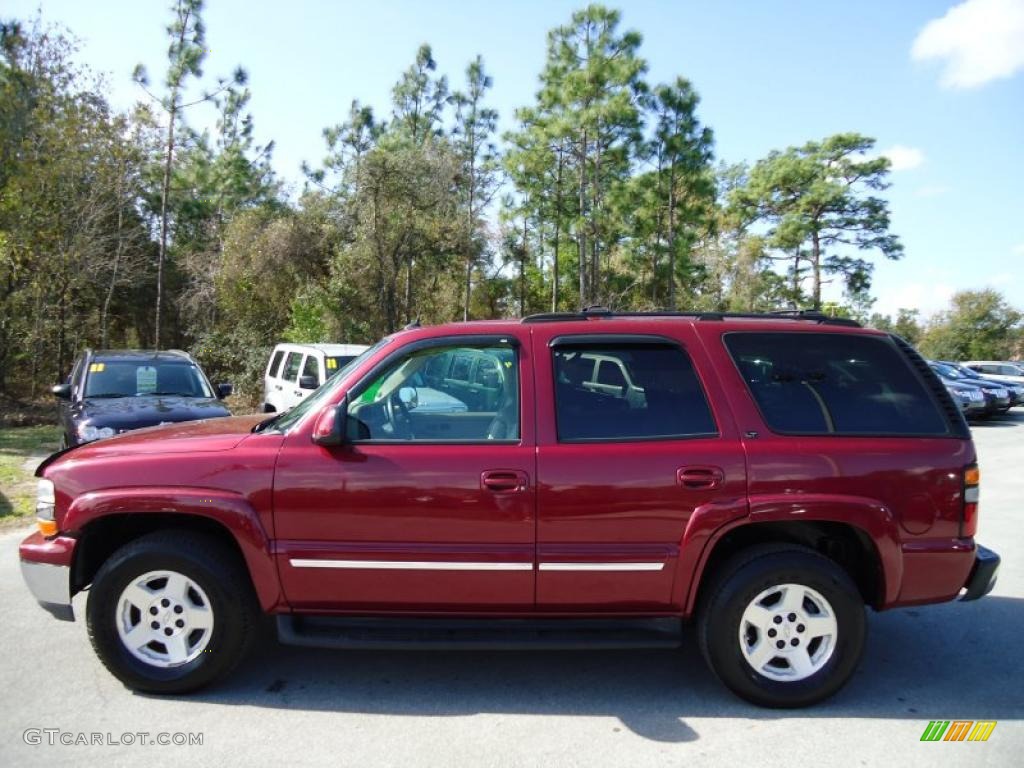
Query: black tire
xmin=697 ymin=544 xmax=866 ymax=708
xmin=86 ymin=530 xmax=258 ymax=694
xmin=262 ymin=403 xmax=276 ymax=413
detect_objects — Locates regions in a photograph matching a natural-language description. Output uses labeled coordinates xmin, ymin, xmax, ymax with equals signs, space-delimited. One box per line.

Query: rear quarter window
xmin=725 ymin=332 xmax=949 ymax=436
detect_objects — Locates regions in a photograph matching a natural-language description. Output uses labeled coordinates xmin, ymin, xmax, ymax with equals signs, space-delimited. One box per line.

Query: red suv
xmin=19 ymin=310 xmax=1000 ymax=707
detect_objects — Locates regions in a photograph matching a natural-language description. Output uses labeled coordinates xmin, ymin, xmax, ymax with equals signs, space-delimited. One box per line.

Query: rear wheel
xmin=698 ymin=545 xmax=865 ymax=708
xmin=86 ymin=530 xmax=257 ymax=694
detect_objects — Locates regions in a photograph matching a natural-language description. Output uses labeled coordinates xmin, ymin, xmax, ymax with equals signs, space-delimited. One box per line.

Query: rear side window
xmin=725 ymin=332 xmax=948 ymax=436
xmin=281 ymin=352 xmax=303 ymax=383
xmin=552 ymin=343 xmax=716 ymax=442
xmin=268 ymin=350 xmax=285 ymax=377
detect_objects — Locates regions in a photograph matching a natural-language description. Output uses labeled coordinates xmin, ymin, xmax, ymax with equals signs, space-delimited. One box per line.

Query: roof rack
xmin=521 ymin=307 xmax=861 ymax=328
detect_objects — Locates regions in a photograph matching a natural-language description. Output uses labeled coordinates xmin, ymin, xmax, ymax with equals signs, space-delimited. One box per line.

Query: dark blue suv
xmin=52 ymin=350 xmax=232 ymax=447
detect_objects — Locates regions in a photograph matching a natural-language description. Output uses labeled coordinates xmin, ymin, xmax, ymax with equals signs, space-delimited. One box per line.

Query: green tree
xmin=451 ymin=56 xmax=499 ymax=320
xmin=730 ymin=133 xmax=903 ymax=309
xmin=391 ymin=44 xmax=448 ymax=146
xmin=0 ymin=19 xmax=151 ymax=390
xmin=512 ymin=4 xmax=647 ymax=307
xmin=868 ymin=308 xmax=922 ymax=345
xmin=133 ymin=0 xmax=244 ymax=347
xmin=919 ymin=290 xmax=1022 ymax=360
xmin=646 ymin=77 xmax=714 ymax=308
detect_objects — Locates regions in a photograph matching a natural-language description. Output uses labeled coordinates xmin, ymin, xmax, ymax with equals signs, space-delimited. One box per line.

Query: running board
xmin=276 ymin=615 xmax=684 ymax=651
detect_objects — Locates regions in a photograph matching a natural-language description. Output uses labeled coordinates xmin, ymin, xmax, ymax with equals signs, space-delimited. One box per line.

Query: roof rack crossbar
xmin=522 ymin=308 xmax=860 ymax=327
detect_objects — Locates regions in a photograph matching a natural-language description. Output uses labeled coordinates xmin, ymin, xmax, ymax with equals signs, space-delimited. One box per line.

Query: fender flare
xmin=64 ymin=487 xmax=283 ymax=611
xmin=677 ymin=493 xmax=901 ymax=615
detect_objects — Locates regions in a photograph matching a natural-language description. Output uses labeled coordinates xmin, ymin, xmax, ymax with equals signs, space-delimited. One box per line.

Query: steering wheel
xmin=385 ymin=390 xmax=415 ymax=439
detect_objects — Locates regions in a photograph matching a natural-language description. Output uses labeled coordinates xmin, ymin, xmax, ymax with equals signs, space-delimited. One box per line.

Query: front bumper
xmin=961 ymin=544 xmax=1000 ymax=601
xmin=19 ymin=532 xmax=77 ymax=621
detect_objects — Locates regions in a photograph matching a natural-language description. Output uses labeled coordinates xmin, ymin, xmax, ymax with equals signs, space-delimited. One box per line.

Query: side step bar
xmin=277 ymin=615 xmax=684 ymax=651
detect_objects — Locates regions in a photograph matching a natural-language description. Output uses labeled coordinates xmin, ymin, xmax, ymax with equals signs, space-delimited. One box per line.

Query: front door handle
xmin=677 ymin=466 xmax=724 ymax=490
xmin=481 ymin=470 xmax=529 ymax=493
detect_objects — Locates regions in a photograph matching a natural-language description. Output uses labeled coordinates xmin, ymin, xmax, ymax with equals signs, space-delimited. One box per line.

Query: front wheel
xmin=698 ymin=545 xmax=866 ymax=708
xmin=86 ymin=531 xmax=257 ymax=694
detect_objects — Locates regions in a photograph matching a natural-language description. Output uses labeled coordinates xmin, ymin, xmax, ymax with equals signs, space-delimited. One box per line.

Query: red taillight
xmin=962 ymin=464 xmax=980 ymax=538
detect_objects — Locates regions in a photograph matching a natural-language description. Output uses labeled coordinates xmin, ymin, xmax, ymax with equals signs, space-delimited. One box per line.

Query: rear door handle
xmin=677 ymin=466 xmax=724 ymax=490
xmin=481 ymin=470 xmax=529 ymax=493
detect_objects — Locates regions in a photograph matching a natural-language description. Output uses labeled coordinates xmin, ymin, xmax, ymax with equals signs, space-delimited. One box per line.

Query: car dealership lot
xmin=1 ymin=417 xmax=1022 ymax=767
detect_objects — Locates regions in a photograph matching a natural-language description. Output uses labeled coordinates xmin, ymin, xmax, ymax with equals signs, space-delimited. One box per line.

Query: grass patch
xmin=0 ymin=424 xmax=60 ymax=520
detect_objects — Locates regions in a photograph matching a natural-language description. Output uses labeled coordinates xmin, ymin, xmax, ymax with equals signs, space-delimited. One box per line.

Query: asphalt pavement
xmin=1 ymin=413 xmax=1021 ymax=767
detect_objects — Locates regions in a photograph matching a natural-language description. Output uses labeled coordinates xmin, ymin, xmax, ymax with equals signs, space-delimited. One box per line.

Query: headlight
xmin=36 ymin=479 xmax=55 ymax=520
xmin=36 ymin=479 xmax=57 ymax=536
xmin=77 ymin=424 xmax=115 ymax=442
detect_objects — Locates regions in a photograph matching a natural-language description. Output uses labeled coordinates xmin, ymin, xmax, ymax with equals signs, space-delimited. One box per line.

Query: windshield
xmin=260 ymin=339 xmax=390 ymax=433
xmin=85 ymin=360 xmax=213 ymax=398
xmin=931 ymin=362 xmax=960 ymax=380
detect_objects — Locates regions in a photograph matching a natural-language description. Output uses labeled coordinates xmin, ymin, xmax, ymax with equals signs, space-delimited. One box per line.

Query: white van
xmin=262 ymin=343 xmax=369 ymax=413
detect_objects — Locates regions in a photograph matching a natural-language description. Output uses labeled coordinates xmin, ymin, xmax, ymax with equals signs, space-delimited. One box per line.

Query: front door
xmin=273 ymin=334 xmax=536 ymax=611
xmin=532 ymin=327 xmax=747 ymax=611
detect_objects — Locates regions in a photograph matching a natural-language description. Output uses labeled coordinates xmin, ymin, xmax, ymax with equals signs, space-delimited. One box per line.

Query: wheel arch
xmin=65 ymin=489 xmax=284 ymax=611
xmin=683 ymin=497 xmax=902 ymax=617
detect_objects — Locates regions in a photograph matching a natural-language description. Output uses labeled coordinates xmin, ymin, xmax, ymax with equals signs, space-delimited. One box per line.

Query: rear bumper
xmin=961 ymin=544 xmax=1000 ymax=601
xmin=19 ymin=532 xmax=77 ymax=621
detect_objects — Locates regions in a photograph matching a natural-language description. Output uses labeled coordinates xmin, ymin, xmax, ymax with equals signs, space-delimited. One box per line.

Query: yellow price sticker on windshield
xmin=89 ymin=363 xmax=105 ymax=373
xmin=327 ymin=359 xmax=337 ymax=369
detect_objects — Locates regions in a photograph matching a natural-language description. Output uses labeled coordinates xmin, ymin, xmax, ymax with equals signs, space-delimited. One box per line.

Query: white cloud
xmin=875 ymin=281 xmax=956 ymax=318
xmin=881 ymin=145 xmax=925 ymax=171
xmin=1012 ymin=242 xmax=1024 ymax=255
xmin=912 ymin=0 xmax=1024 ymax=88
xmin=915 ymin=184 xmax=951 ymax=197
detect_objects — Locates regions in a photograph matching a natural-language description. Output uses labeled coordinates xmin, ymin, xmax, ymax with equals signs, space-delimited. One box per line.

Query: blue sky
xmin=8 ymin=0 xmax=1024 ymax=318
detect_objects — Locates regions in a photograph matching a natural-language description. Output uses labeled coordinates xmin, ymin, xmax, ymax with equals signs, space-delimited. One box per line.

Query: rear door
xmin=532 ymin=325 xmax=747 ymax=611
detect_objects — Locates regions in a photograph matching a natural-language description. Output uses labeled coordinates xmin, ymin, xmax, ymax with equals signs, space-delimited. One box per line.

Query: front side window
xmin=84 ymin=361 xmax=213 ymax=399
xmin=301 ymin=355 xmax=321 ymax=384
xmin=725 ymin=332 xmax=948 ymax=436
xmin=347 ymin=343 xmax=519 ymax=442
xmin=552 ymin=343 xmax=716 ymax=441
xmin=281 ymin=352 xmax=303 ymax=383
xmin=595 ymin=359 xmax=627 ymax=390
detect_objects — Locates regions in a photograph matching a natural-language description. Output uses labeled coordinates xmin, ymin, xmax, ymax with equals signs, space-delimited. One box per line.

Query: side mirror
xmin=52 ymin=383 xmax=72 ymax=400
xmin=398 ymin=386 xmax=418 ymax=410
xmin=216 ymin=382 xmax=233 ymax=399
xmin=299 ymin=375 xmax=319 ymax=391
xmin=312 ymin=398 xmax=348 ymax=447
